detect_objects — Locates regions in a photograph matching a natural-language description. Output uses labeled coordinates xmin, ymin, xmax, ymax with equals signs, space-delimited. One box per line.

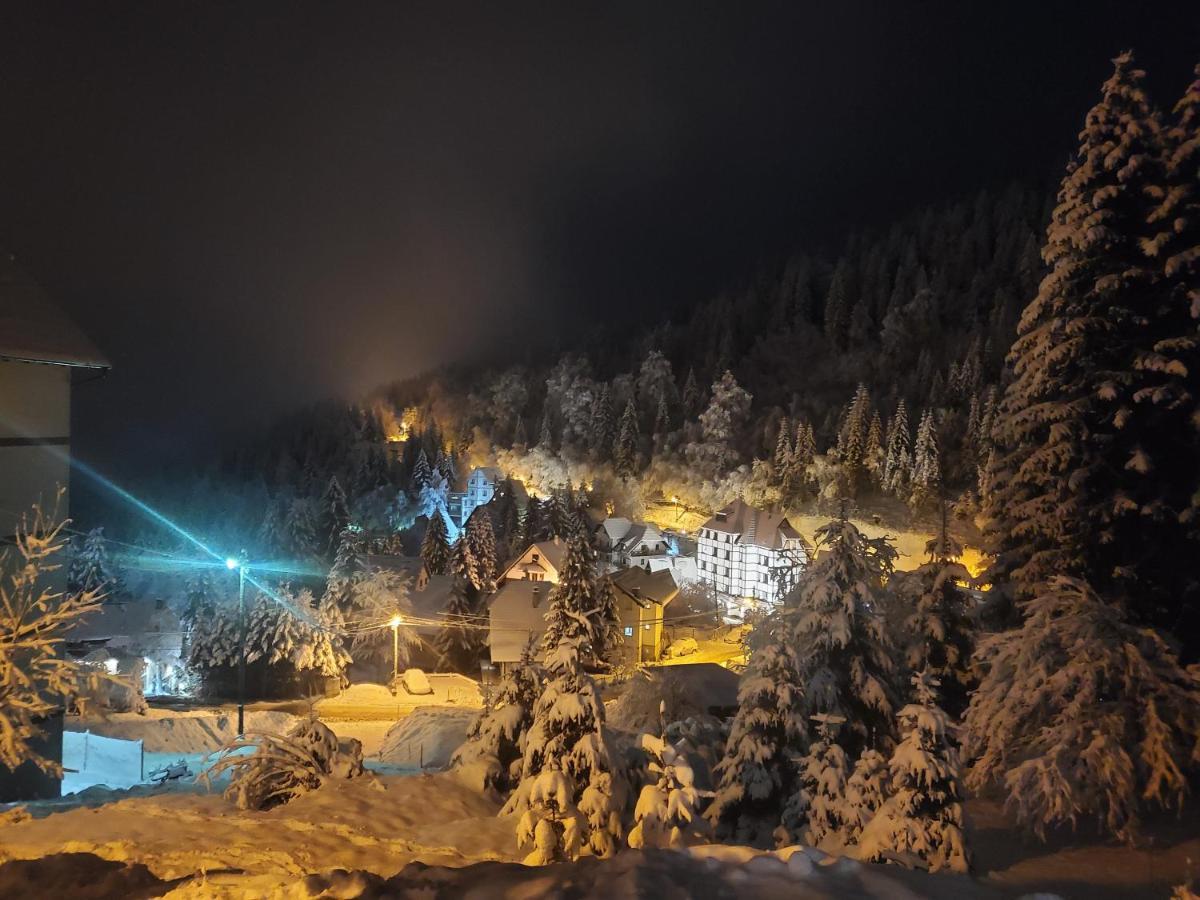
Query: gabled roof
xmin=0 ymin=255 xmax=109 ymax=368
xmin=501 ymin=539 xmax=567 ymax=581
xmin=487 ymin=579 xmax=551 ymax=663
xmin=610 ymin=565 xmax=679 ymax=608
xmin=598 ymin=517 xmax=633 ymax=546
xmin=700 ymin=498 xmax=801 ymax=550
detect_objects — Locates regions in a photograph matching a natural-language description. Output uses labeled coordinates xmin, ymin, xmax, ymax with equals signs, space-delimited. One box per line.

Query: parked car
xmin=401 ymin=668 xmax=433 ymax=695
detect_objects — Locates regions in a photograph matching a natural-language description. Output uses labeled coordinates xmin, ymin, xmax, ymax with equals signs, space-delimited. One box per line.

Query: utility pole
xmin=227 ymin=551 xmax=248 ymax=737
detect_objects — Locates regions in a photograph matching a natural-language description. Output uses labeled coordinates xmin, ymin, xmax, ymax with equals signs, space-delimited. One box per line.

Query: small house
xmin=609 ymin=566 xmax=679 ymax=664
xmin=501 ymin=539 xmax=567 ymax=584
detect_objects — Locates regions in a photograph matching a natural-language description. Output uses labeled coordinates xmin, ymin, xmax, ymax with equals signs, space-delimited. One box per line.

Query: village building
xmin=695 ymin=498 xmax=808 ymax=606
xmin=609 ymin=565 xmax=678 ymax=664
xmin=0 ymin=255 xmax=109 ymax=542
xmin=446 ymin=466 xmax=503 ymax=529
xmin=500 ymin=538 xmax=566 ymax=583
xmin=593 ymin=517 xmax=672 ymax=570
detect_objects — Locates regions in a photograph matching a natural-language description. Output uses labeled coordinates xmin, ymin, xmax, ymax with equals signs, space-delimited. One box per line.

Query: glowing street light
xmin=390 ymin=614 xmax=404 ymax=684
xmin=225 ymin=557 xmax=239 ymax=570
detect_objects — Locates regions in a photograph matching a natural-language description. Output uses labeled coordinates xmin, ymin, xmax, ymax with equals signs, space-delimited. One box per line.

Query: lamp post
xmin=226 ymin=554 xmax=247 ymax=736
xmin=389 ymin=614 xmax=403 ymax=684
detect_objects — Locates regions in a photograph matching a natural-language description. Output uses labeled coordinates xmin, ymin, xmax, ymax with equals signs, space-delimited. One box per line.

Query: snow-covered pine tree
xmin=453 ymin=640 xmax=543 ymax=793
xmin=1125 ymin=61 xmax=1200 ymax=651
xmin=882 ymin=399 xmax=911 ymax=497
xmin=707 ymin=609 xmax=805 ymax=844
xmin=589 ymin=383 xmax=615 ymax=458
xmin=435 ymin=578 xmax=486 ymax=673
xmin=319 ymin=476 xmax=351 ymax=558
xmin=788 ymin=516 xmax=897 ymax=757
xmin=420 ymin=510 xmax=452 ymax=576
xmin=284 ymin=497 xmax=318 ymax=559
xmin=773 ymin=415 xmax=793 ymax=477
xmin=613 ymin=398 xmax=639 ymax=478
xmin=865 ymin=410 xmax=885 ymax=487
xmin=449 ymin=535 xmax=483 ymax=600
xmin=537 ymin=399 xmax=555 ymax=450
xmin=859 ymin=672 xmax=970 ymax=873
xmin=981 ymin=52 xmax=1165 ymax=615
xmin=652 ymin=394 xmax=671 ymax=452
xmin=541 ymin=531 xmax=602 ymax=661
xmin=835 ymin=384 xmax=871 ymax=496
xmin=591 ymin=574 xmax=622 ymax=665
xmin=843 ymin=748 xmax=890 ymax=845
xmin=436 ymin=447 xmax=457 ymax=487
xmin=681 ymin=367 xmax=702 ymax=417
xmin=464 ymin=508 xmax=499 ymax=594
xmin=512 ymin=415 xmax=528 ymax=450
xmin=67 ymin=526 xmax=117 ymax=599
xmin=889 ymin=520 xmax=975 ymax=718
xmin=628 ymin=703 xmax=715 ymax=849
xmin=964 ymin=576 xmax=1200 ymax=842
xmin=777 ymin=713 xmax=851 ymax=849
xmin=908 ymin=409 xmax=940 ymax=511
xmin=506 ymin=635 xmax=623 ymax=859
xmin=346 ymin=568 xmax=417 ymax=667
xmin=410 ymin=448 xmax=432 ymax=494
xmin=686 ymin=370 xmax=753 ymax=478
xmin=257 ymin=494 xmax=291 ymax=557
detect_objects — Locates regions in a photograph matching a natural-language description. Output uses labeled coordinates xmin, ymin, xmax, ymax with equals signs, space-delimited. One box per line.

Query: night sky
xmin=0 ymin=2 xmax=1195 ymax=477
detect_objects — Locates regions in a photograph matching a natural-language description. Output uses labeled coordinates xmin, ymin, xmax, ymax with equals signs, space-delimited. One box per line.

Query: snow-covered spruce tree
xmin=773 ymin=416 xmax=793 ymax=478
xmin=686 ymin=370 xmax=752 ymax=479
xmin=319 ymin=475 xmax=351 ymax=558
xmin=1128 ymin=62 xmax=1200 ymax=651
xmin=516 ymin=761 xmax=583 ymax=864
xmin=835 ymin=384 xmax=871 ymax=496
xmin=889 ymin=526 xmax=975 ymax=718
xmin=777 ymin=713 xmax=851 ymax=849
xmin=963 ymin=576 xmax=1200 ymax=842
xmin=419 ymin=510 xmax=452 ymax=576
xmin=591 ymin=575 xmax=622 ymax=665
xmin=452 ymin=641 xmax=543 ymax=793
xmin=537 ymin=399 xmax=555 ymax=450
xmin=681 ymin=367 xmax=702 ymax=417
xmin=435 ymin=578 xmax=486 ymax=674
xmin=435 ymin=447 xmax=457 ymax=487
xmin=865 ymin=410 xmax=885 ymax=487
xmin=67 ymin=526 xmax=117 ymax=599
xmin=541 ymin=531 xmax=603 ymax=662
xmin=0 ymin=505 xmax=104 ymax=772
xmin=464 ymin=508 xmax=498 ymax=594
xmin=980 ymin=52 xmax=1165 ymax=614
xmin=410 ymin=448 xmax=432 ymax=494
xmin=512 ymin=415 xmax=528 ymax=450
xmin=628 ymin=703 xmax=715 ymax=849
xmin=506 ymin=636 xmax=623 ymax=859
xmin=908 ymin=409 xmax=940 ymax=511
xmin=284 ymin=497 xmax=319 ymax=558
xmin=882 ymin=399 xmax=911 ymax=498
xmin=589 ymin=384 xmax=615 ymax=459
xmin=788 ymin=517 xmax=897 ymax=757
xmin=448 ymin=534 xmax=483 ymax=598
xmin=843 ymin=748 xmax=890 ymax=845
xmin=859 ymin=672 xmax=969 ymax=873
xmin=613 ymin=398 xmax=639 ymax=478
xmin=707 ymin=609 xmax=805 ymax=844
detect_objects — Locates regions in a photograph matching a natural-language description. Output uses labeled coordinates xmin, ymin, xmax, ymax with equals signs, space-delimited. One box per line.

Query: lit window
xmin=623 ymin=626 xmax=634 ymax=637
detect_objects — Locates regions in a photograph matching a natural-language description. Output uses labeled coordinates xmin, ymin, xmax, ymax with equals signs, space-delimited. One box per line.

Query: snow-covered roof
xmin=610 ymin=566 xmax=679 ymax=609
xmin=487 ymin=579 xmax=551 ymax=663
xmin=500 ymin=539 xmax=567 ymax=582
xmin=598 ymin=517 xmax=633 ymax=546
xmin=0 ymin=255 xmax=109 ymax=368
xmin=646 ymin=555 xmax=699 ymax=586
xmin=700 ymin=499 xmax=801 ymax=550
xmin=64 ymin=601 xmax=181 ymax=655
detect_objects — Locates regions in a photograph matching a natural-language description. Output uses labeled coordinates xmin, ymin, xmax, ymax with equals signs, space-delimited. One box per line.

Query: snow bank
xmin=294 ymin=842 xmax=979 ymax=898
xmin=71 ymin=709 xmax=298 ymax=753
xmin=378 ymin=707 xmax=477 ymax=769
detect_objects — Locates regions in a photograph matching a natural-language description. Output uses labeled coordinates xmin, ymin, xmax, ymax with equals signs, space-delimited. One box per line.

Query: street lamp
xmin=227 ymin=553 xmax=247 ymax=736
xmin=389 ymin=614 xmax=404 ymax=684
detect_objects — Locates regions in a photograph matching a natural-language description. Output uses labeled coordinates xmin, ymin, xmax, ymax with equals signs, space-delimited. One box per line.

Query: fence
xmin=62 ymin=730 xmax=144 ymax=793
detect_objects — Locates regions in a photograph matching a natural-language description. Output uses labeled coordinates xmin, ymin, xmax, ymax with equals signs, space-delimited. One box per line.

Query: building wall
xmin=696 ymin=527 xmax=805 ymax=604
xmin=0 ymin=360 xmax=71 ymax=538
xmin=616 ymin=599 xmax=663 ymax=664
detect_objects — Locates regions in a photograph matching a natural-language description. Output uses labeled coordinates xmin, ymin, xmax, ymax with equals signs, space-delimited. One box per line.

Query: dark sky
xmin=0 ymin=2 xmax=1195 ymax=478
